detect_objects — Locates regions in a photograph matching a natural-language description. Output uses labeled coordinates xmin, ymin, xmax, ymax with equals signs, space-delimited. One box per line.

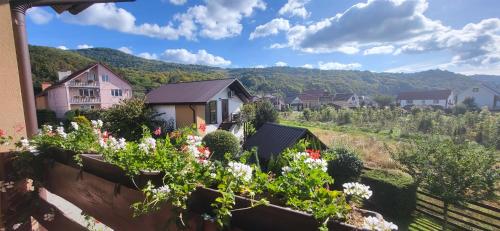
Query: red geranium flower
xmin=199 ymin=123 xmax=206 ymax=133
xmin=154 ymin=127 xmax=161 ymax=136
xmin=306 ymin=149 xmax=321 ymax=160
xmin=0 ymin=129 xmax=6 ymax=137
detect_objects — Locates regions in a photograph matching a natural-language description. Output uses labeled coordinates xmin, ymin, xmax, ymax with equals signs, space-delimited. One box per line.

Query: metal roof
xmin=333 ymin=93 xmax=354 ymax=101
xmin=243 ymin=123 xmax=326 ymax=161
xmin=146 ymin=78 xmax=252 ymax=104
xmin=397 ymin=89 xmax=452 ymax=100
xmin=10 ymin=0 xmax=134 ymax=15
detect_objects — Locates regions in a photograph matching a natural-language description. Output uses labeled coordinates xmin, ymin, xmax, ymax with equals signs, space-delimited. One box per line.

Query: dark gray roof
xmin=243 ymin=123 xmax=326 ymax=161
xmin=146 ymin=78 xmax=252 ymax=104
xmin=397 ymin=89 xmax=452 ymax=100
xmin=10 ymin=0 xmax=133 ymax=15
xmin=333 ymin=93 xmax=354 ymax=101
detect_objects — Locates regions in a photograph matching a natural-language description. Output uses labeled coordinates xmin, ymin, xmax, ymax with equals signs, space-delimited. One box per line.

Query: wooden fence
xmin=416 ymin=190 xmax=500 ymax=231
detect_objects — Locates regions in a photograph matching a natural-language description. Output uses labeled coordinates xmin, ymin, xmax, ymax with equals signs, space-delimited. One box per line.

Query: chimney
xmin=57 ymin=71 xmax=72 ymax=80
xmin=41 ymin=82 xmax=52 ymax=91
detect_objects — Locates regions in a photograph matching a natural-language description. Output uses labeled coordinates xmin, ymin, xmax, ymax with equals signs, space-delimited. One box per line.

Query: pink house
xmin=36 ymin=63 xmax=133 ymax=118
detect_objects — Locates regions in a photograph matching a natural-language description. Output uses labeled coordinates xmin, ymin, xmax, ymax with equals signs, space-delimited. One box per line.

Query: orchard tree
xmin=372 ymin=94 xmax=395 ymax=107
xmin=391 ymin=136 xmax=498 ymax=229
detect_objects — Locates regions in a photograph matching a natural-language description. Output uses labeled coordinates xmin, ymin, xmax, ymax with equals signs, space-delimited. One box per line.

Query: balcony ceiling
xmin=10 ymin=0 xmax=134 ymax=15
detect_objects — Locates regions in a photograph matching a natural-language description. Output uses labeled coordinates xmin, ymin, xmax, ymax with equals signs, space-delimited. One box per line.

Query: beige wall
xmin=0 ymin=3 xmax=27 ymax=152
xmin=175 ymin=104 xmax=206 ymax=134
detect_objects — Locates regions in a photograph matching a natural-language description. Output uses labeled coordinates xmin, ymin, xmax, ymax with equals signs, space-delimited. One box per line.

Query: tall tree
xmin=253 ymin=100 xmax=278 ymax=130
xmin=391 ymin=137 xmax=498 ymax=229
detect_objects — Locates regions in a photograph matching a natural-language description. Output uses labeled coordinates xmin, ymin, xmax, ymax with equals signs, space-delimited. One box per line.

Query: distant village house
xmin=35 ymin=63 xmax=133 ymax=118
xmin=146 ymin=78 xmax=252 ymax=140
xmin=456 ymin=84 xmax=500 ymax=110
xmin=397 ymin=89 xmax=455 ymax=109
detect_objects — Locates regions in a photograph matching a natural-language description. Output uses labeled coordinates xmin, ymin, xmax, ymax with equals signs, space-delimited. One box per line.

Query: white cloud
xmin=318 ymin=62 xmax=361 ymax=70
xmin=138 ymin=52 xmax=158 ymax=60
xmin=254 ymin=65 xmax=266 ymax=68
xmin=27 ymin=8 xmax=53 ymax=25
xmin=302 ymin=64 xmax=313 ymax=69
xmin=61 ymin=1 xmax=265 ymax=41
xmin=168 ymin=0 xmax=187 ymax=5
xmin=77 ymin=44 xmax=93 ymax=49
xmin=250 ymin=18 xmax=290 ymax=40
xmin=56 ymin=46 xmax=68 ymax=50
xmin=279 ymin=0 xmax=310 ymax=19
xmin=363 ymin=45 xmax=395 ymax=55
xmin=118 ymin=47 xmax=133 ymax=54
xmin=275 ymin=61 xmax=288 ymax=67
xmin=161 ymin=49 xmax=231 ymax=66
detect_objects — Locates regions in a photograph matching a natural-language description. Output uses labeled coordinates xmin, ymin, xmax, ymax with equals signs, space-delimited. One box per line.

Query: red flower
xmin=154 ymin=127 xmax=162 ymax=136
xmin=199 ymin=123 xmax=206 ymax=133
xmin=0 ymin=129 xmax=5 ymax=137
xmin=102 ymin=131 xmax=110 ymax=142
xmin=14 ymin=124 xmax=24 ymax=133
xmin=306 ymin=149 xmax=321 ymax=160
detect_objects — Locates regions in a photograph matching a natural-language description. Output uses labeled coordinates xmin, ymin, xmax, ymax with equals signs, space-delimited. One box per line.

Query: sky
xmin=25 ymin=0 xmax=500 ymax=75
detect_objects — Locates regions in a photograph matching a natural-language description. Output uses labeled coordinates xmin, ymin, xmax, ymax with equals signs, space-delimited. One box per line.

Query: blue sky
xmin=26 ymin=0 xmax=500 ymax=75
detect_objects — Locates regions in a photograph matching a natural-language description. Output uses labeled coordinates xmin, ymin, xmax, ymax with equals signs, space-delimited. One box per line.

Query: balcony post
xmin=11 ymin=2 xmax=38 ymax=137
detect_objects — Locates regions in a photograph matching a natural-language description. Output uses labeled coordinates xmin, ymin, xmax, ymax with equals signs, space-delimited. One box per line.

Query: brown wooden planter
xmin=80 ymin=154 xmax=163 ymax=189
xmin=77 ymin=154 xmax=377 ymax=231
xmin=42 ymin=147 xmax=79 ymax=167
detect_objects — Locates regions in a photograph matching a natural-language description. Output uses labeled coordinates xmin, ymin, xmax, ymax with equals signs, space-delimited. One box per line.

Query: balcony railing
xmin=68 ymin=81 xmax=100 ymax=88
xmin=70 ymin=97 xmax=101 ymax=104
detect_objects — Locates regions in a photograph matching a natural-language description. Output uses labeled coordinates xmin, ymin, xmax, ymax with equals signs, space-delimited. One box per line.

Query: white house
xmin=456 ymin=84 xmax=500 ymax=110
xmin=146 ymin=78 xmax=252 ymax=140
xmin=332 ymin=93 xmax=360 ymax=108
xmin=397 ymin=89 xmax=455 ymax=109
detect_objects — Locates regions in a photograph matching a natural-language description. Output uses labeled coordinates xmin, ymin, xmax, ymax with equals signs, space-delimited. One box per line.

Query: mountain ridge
xmin=29 ymin=45 xmax=500 ymax=97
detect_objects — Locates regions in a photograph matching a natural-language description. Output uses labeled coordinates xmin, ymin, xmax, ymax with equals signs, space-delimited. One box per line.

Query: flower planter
xmin=190 ymin=187 xmax=377 ymax=231
xmin=80 ymin=154 xmax=163 ymax=189
xmin=80 ymin=154 xmax=378 ymax=231
xmin=42 ymin=147 xmax=79 ymax=167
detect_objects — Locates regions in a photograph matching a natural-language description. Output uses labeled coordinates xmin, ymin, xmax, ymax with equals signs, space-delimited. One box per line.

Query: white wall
xmin=399 ymin=93 xmax=455 ymax=109
xmin=457 ymin=86 xmax=496 ymax=109
xmin=153 ymin=105 xmax=176 ymax=128
xmin=205 ymin=87 xmax=244 ymax=138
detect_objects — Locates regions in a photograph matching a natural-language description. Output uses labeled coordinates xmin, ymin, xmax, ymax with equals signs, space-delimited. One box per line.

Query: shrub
xmin=202 ymin=130 xmax=240 ymax=161
xmin=36 ymin=109 xmax=57 ymax=125
xmin=253 ymin=100 xmax=278 ymax=129
xmin=73 ymin=115 xmax=91 ymax=127
xmin=360 ymin=169 xmax=416 ymax=220
xmin=326 ymin=147 xmax=363 ymax=188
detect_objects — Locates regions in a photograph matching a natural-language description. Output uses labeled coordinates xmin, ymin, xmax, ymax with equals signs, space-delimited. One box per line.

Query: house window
xmin=87 ymin=73 xmax=97 ymax=82
xmin=206 ymin=100 xmax=217 ymax=124
xmin=406 ymin=100 xmax=413 ymax=104
xmin=472 ymin=88 xmax=479 ymax=93
xmin=102 ymin=74 xmax=109 ymax=82
xmin=433 ymin=99 xmax=439 ymax=104
xmin=111 ymin=89 xmax=123 ymax=97
xmin=79 ymin=89 xmax=96 ymax=97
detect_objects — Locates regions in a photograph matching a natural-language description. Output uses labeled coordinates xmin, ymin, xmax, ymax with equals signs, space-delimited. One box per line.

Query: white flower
xmin=227 ymin=162 xmax=253 ymax=182
xmin=70 ymin=122 xmax=79 ymax=130
xmin=210 ymin=173 xmax=217 ymax=179
xmin=343 ymin=182 xmax=372 ymax=200
xmin=139 ymin=137 xmax=156 ymax=154
xmin=152 ymin=185 xmax=170 ymax=194
xmin=12 ymin=223 xmax=22 ymax=230
xmin=281 ymin=166 xmax=292 ymax=175
xmin=42 ymin=125 xmax=53 ymax=134
xmin=43 ymin=213 xmax=55 ymax=221
xmin=19 ymin=139 xmax=39 ymax=155
xmin=20 ymin=138 xmax=30 ymax=148
xmin=56 ymin=126 xmax=67 ymax=139
xmin=304 ymin=158 xmax=328 ymax=172
xmin=363 ymin=216 xmax=397 ymax=231
xmin=91 ymin=119 xmax=103 ymax=128
xmin=186 ymin=135 xmax=202 ymax=146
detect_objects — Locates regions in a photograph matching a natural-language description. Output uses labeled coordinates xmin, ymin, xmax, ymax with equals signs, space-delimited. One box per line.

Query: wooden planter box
xmin=46 ymin=155 xmax=377 ymax=231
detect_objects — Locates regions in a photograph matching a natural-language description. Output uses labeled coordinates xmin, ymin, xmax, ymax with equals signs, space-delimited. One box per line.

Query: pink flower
xmin=199 ymin=123 xmax=206 ymax=133
xmin=0 ymin=129 xmax=5 ymax=137
xmin=154 ymin=127 xmax=161 ymax=136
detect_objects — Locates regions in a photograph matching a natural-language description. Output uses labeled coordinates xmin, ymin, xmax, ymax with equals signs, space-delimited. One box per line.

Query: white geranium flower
xmin=281 ymin=166 xmax=292 ymax=175
xmin=152 ymin=185 xmax=170 ymax=194
xmin=304 ymin=158 xmax=328 ymax=172
xmin=343 ymin=182 xmax=372 ymax=199
xmin=227 ymin=162 xmax=252 ymax=182
xmin=56 ymin=126 xmax=67 ymax=139
xmin=70 ymin=122 xmax=79 ymax=130
xmin=91 ymin=119 xmax=104 ymax=128
xmin=42 ymin=125 xmax=53 ymax=134
xmin=363 ymin=216 xmax=397 ymax=231
xmin=139 ymin=137 xmax=156 ymax=154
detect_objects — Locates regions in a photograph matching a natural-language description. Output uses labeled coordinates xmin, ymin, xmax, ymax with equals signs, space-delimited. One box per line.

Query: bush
xmin=360 ymin=169 xmax=416 ymax=220
xmin=202 ymin=130 xmax=240 ymax=161
xmin=36 ymin=109 xmax=57 ymax=125
xmin=73 ymin=115 xmax=91 ymax=127
xmin=326 ymin=147 xmax=363 ymax=188
xmin=253 ymin=100 xmax=278 ymax=129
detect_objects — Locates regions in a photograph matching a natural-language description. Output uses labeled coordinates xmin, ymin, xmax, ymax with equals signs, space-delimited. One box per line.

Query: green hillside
xmin=29 ymin=45 xmax=497 ymax=97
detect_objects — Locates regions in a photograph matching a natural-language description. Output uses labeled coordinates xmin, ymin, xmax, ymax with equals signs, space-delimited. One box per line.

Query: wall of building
xmin=0 ymin=3 xmax=27 ymax=151
xmin=399 ymin=94 xmax=455 ymax=109
xmin=98 ymin=65 xmax=132 ymax=108
xmin=205 ymin=87 xmax=244 ymax=135
xmin=154 ymin=105 xmax=176 ymax=128
xmin=47 ymin=85 xmax=70 ymax=118
xmin=457 ymin=86 xmax=496 ymax=109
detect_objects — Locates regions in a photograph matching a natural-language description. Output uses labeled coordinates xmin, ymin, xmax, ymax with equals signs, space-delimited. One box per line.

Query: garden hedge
xmin=202 ymin=130 xmax=240 ymax=161
xmin=360 ymin=169 xmax=417 ymax=220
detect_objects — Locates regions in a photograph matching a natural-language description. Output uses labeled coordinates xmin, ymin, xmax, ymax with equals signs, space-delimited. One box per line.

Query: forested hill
xmin=29 ymin=45 xmax=500 ymax=96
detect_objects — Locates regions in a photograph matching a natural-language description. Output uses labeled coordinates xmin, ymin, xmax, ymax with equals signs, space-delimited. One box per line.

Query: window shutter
xmin=205 ymin=103 xmax=210 ymax=124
